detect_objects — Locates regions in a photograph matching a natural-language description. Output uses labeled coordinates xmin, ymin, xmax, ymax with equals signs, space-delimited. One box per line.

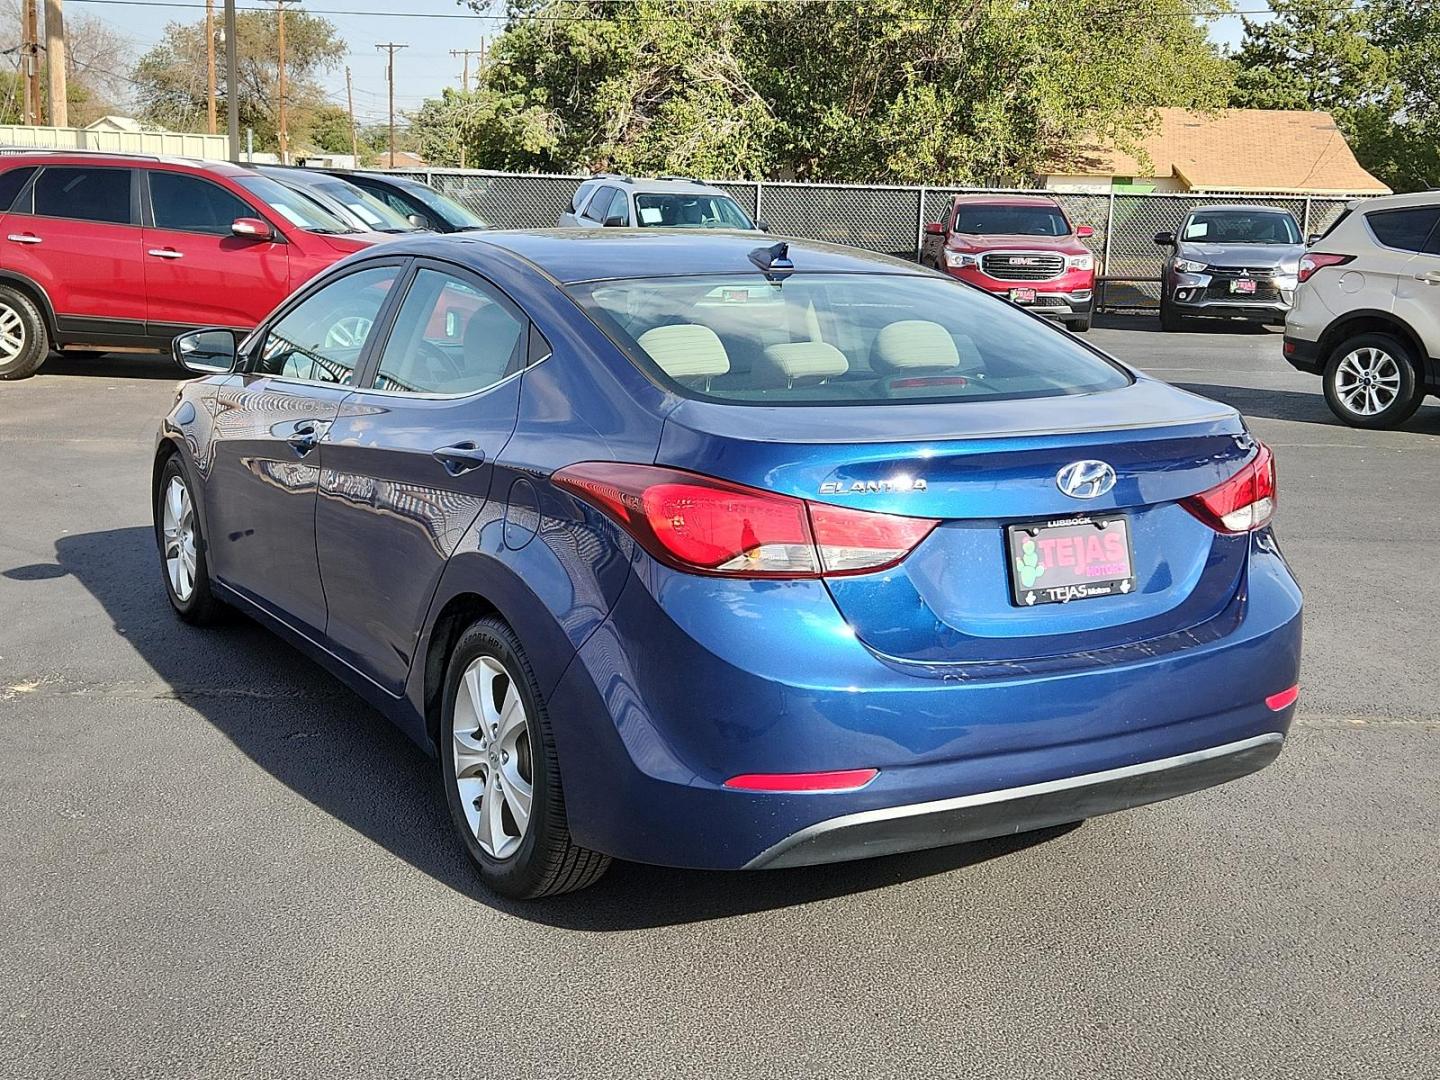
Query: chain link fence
xmin=387 ymin=168 xmax=1362 ymax=311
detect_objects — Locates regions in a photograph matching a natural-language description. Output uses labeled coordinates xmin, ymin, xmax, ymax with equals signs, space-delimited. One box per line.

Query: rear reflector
xmin=723 ymin=769 xmax=879 ymax=793
xmin=1265 ymin=684 xmax=1299 ymax=711
xmin=553 ymin=462 xmax=938 ymax=579
xmin=1182 ymin=442 xmax=1276 ymax=534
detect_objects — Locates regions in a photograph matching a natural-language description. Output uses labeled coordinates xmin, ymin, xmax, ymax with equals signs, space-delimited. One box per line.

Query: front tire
xmin=1069 ymin=315 xmax=1091 ymax=333
xmin=0 ymin=286 xmax=48 ymax=380
xmin=440 ymin=617 xmax=610 ymax=899
xmin=1322 ymin=332 xmax=1424 ymax=430
xmin=1158 ymin=295 xmax=1186 ymax=333
xmin=154 ymin=456 xmax=224 ymax=624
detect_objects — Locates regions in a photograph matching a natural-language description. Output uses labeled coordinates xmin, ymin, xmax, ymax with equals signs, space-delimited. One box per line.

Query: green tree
xmin=415 ymin=0 xmax=1233 ymax=182
xmin=132 ymin=6 xmax=344 ymax=151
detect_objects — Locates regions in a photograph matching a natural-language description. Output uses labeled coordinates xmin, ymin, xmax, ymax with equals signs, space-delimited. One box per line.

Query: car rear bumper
xmin=1282 ymin=334 xmax=1324 ymax=375
xmin=746 ymin=732 xmax=1283 ymax=868
xmin=546 ymin=539 xmax=1303 ymax=870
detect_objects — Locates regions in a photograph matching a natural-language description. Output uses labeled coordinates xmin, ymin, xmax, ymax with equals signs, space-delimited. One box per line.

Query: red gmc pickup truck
xmin=920 ymin=194 xmax=1097 ymax=332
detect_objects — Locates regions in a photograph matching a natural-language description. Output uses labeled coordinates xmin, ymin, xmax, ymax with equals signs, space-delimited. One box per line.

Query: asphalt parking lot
xmin=2 ymin=317 xmax=1437 ymax=1080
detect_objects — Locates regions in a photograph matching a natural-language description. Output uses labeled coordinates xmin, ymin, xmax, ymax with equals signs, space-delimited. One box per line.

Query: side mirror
xmin=754 ymin=220 xmax=770 ymax=232
xmin=1154 ymin=231 xmax=1176 ymax=247
xmin=1306 ymin=233 xmax=1321 ymax=246
xmin=173 ymin=328 xmax=238 ymax=375
xmin=924 ymin=222 xmax=945 ymax=236
xmin=603 ymin=212 xmax=627 ymax=228
xmin=1076 ymin=225 xmax=1094 ymax=239
xmin=407 ymin=212 xmax=432 ymax=229
xmin=232 ymin=217 xmax=275 ymax=241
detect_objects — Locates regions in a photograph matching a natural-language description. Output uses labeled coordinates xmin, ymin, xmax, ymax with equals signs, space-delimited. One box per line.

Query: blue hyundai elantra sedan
xmin=155 ymin=231 xmax=1302 ymax=898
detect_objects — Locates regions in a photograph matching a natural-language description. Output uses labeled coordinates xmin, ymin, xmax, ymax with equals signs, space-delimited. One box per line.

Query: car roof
xmin=950 ymin=194 xmax=1062 ymax=208
xmin=585 ymin=175 xmax=734 ymax=197
xmin=1338 ymin=190 xmax=1440 ymax=213
xmin=389 ymin=229 xmax=928 ymax=285
xmin=0 ymin=150 xmax=252 ymax=175
xmin=1183 ymin=203 xmax=1300 ymax=215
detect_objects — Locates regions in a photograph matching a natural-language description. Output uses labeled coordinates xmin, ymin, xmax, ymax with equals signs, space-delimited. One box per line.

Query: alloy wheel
xmin=1334 ymin=347 xmax=1401 ymax=416
xmin=452 ymin=655 xmax=534 ymax=860
xmin=161 ymin=476 xmax=198 ymax=602
xmin=0 ymin=303 xmax=26 ymax=363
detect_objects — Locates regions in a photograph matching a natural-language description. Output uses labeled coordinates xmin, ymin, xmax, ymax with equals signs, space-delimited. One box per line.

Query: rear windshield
xmin=954 ymin=204 xmax=1068 ymax=236
xmin=634 ymin=193 xmax=753 ymax=229
xmin=569 ymin=273 xmax=1130 ymax=405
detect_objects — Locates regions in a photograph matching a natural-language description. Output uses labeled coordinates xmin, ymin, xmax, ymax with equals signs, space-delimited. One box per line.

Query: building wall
xmin=0 ymin=124 xmax=229 ymax=160
xmin=1042 ymin=175 xmax=1187 ymax=194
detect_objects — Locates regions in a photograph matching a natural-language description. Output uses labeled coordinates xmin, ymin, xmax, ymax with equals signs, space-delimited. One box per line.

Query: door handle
xmin=432 ymin=442 xmax=486 ymax=475
xmin=6 ymin=233 xmax=41 ymax=245
xmin=148 ymin=248 xmax=184 ymax=260
xmin=287 ymin=424 xmax=319 ymax=454
xmin=1415 ymin=270 xmax=1440 ymax=285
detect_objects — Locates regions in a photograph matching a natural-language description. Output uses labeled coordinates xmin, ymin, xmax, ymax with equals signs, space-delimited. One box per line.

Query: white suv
xmin=1284 ymin=191 xmax=1440 ymax=429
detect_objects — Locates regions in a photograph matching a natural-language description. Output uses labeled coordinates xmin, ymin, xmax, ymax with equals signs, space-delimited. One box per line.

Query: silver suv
xmin=558 ymin=174 xmax=762 ymax=231
xmin=1284 ymin=191 xmax=1440 ymax=429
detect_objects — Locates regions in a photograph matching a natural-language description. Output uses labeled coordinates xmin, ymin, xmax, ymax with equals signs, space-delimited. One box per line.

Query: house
xmin=1043 ymin=109 xmax=1390 ymax=197
xmin=376 ymin=150 xmax=426 ymax=169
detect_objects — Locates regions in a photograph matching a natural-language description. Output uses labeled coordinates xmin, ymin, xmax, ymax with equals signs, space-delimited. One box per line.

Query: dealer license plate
xmin=1229 ymin=278 xmax=1258 ymax=294
xmin=1007 ymin=516 xmax=1135 ymax=607
xmin=1009 ymin=287 xmax=1037 ymax=304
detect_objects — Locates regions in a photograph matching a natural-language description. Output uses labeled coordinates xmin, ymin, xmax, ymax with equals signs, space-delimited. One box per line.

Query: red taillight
xmin=1265 ymin=684 xmax=1299 ymax=712
xmin=552 ymin=462 xmax=938 ymax=579
xmin=723 ymin=769 xmax=878 ymax=793
xmin=1182 ymin=442 xmax=1276 ymax=534
xmin=1297 ymin=252 xmax=1353 ymax=283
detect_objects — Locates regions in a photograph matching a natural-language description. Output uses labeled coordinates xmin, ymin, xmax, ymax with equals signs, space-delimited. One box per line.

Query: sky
xmin=61 ymin=0 xmax=1260 ymax=133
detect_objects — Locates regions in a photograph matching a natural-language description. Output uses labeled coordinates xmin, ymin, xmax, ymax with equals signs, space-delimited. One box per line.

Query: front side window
xmin=255 ymin=265 xmax=399 ymax=384
xmin=1181 ymin=210 xmax=1301 ymax=245
xmin=33 ymin=167 xmax=133 ymax=225
xmin=1365 ymin=207 xmax=1440 ymax=254
xmin=570 ymin=273 xmax=1130 ymax=406
xmin=953 ymin=204 xmax=1068 ymax=237
xmin=371 ymin=268 xmax=526 ymax=395
xmin=634 ymin=192 xmax=750 ymax=229
xmin=150 ymin=171 xmax=255 ymax=235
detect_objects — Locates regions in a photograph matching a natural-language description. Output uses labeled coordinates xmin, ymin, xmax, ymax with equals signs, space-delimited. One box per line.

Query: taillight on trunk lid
xmin=1182 ymin=442 xmax=1276 ymax=534
xmin=553 ymin=463 xmax=939 ymax=579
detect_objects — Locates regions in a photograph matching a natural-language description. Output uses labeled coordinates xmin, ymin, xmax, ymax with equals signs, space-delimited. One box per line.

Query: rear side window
xmin=150 ymin=171 xmax=254 ymax=234
xmin=0 ymin=166 xmax=36 ymax=213
xmin=583 ymin=186 xmax=619 ymax=223
xmin=570 ymin=272 xmax=1130 ymax=406
xmin=33 ymin=167 xmax=133 ymax=225
xmin=1365 ymin=207 xmax=1440 ymax=253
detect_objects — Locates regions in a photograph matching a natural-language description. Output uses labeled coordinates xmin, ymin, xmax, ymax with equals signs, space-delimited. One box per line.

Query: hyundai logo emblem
xmin=1056 ymin=460 xmax=1116 ymax=499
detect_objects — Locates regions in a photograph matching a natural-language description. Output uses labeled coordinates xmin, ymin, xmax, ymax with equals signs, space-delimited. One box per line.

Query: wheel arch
xmin=1317 ymin=310 xmax=1426 ymax=372
xmin=0 ymin=270 xmax=59 ymax=343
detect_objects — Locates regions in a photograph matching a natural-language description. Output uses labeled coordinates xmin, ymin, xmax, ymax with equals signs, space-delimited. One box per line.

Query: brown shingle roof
xmin=1061 ymin=109 xmax=1390 ymax=195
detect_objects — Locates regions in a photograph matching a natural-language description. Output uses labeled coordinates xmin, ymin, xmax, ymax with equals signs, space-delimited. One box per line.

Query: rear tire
xmin=1322 ymin=332 xmax=1424 ymax=430
xmin=440 ymin=617 xmax=610 ymax=899
xmin=0 ymin=286 xmax=48 ymax=380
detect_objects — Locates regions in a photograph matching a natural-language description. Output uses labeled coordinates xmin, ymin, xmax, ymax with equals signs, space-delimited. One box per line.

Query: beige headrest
xmin=636 ymin=324 xmax=731 ymax=380
xmin=872 ymin=320 xmax=961 ymax=374
xmin=754 ymin=341 xmax=849 ymax=387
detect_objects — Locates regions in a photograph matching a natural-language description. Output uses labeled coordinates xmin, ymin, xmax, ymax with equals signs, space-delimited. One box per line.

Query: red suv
xmin=0 ymin=152 xmax=386 ymax=379
xmin=921 ymin=194 xmax=1097 ymax=332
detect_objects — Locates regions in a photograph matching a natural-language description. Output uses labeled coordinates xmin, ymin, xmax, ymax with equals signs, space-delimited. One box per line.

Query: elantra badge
xmin=1056 ymin=460 xmax=1116 ymax=499
xmin=819 ymin=476 xmax=927 ymax=495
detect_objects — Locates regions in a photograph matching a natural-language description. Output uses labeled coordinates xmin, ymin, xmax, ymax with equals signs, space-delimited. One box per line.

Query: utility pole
xmin=376 ymin=42 xmax=407 ymax=167
xmin=21 ymin=0 xmax=40 ymax=125
xmin=450 ymin=46 xmax=484 ymax=93
xmin=276 ymin=1 xmax=288 ymax=163
xmin=205 ymin=0 xmax=216 ymax=134
xmin=345 ymin=66 xmax=357 ymax=161
xmin=43 ymin=0 xmax=66 ymax=128
xmin=225 ymin=0 xmax=239 ymax=160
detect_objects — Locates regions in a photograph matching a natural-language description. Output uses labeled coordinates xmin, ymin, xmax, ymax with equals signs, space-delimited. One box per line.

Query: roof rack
xmin=588 ymin=171 xmax=634 ymax=183
xmin=657 ymin=174 xmax=702 ymax=184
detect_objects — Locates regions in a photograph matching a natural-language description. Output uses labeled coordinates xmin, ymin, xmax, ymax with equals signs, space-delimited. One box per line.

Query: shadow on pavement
xmin=11 ymin=524 xmax=1076 ymax=930
xmin=1176 ymin=381 xmax=1440 ymax=433
xmin=39 ymin=351 xmax=182 ymax=381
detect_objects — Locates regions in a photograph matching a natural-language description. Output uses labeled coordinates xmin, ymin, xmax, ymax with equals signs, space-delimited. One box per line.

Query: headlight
xmin=1174 ymin=258 xmax=1207 ymax=274
xmin=943 ymin=249 xmax=979 ymax=269
xmin=1067 ymin=254 xmax=1094 ymax=271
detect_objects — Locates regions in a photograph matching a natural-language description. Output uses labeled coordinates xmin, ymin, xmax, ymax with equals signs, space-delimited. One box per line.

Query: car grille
xmin=981 ymin=252 xmax=1066 ymax=281
xmin=1202 ymin=267 xmax=1282 ymax=304
xmin=1030 ymin=295 xmax=1068 ymax=307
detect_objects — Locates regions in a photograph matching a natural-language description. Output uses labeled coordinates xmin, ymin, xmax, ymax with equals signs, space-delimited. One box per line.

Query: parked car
xmin=0 ymin=152 xmax=389 ymax=380
xmin=158 ymin=231 xmax=1301 ymax=899
xmin=253 ymin=165 xmax=420 ymax=235
xmin=920 ymin=194 xmax=1096 ymax=331
xmin=558 ymin=174 xmax=761 ymax=231
xmin=321 ymin=170 xmax=491 ymax=233
xmin=1284 ymin=191 xmax=1440 ymax=429
xmin=1154 ymin=204 xmax=1305 ymax=331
